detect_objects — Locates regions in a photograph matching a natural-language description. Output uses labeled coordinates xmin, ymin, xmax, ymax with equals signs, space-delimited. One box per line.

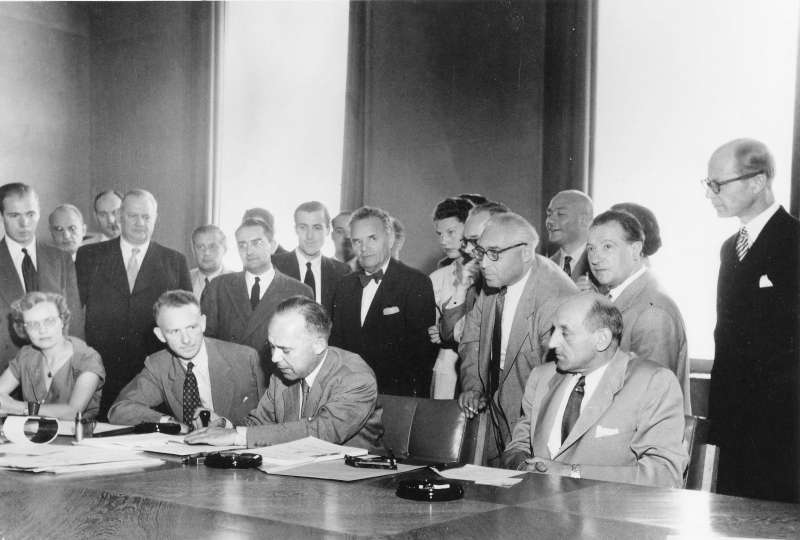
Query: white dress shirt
xmin=546 ymin=362 xmax=611 ymax=458
xmin=245 ymin=267 xmax=275 ymax=301
xmin=360 ymin=259 xmax=391 ymax=326
xmin=190 ymin=266 xmax=228 ymax=300
xmin=120 ymin=237 xmax=150 ymax=269
xmin=740 ymin=200 xmax=780 ymax=245
xmin=607 ymin=266 xmax=647 ymax=302
xmin=295 ymin=250 xmax=322 ymax=303
xmin=160 ymin=341 xmax=213 ymax=423
xmin=5 ymin=236 xmax=37 ymax=291
xmin=556 ymin=244 xmax=586 ymax=271
xmin=500 ymin=268 xmax=532 ymax=369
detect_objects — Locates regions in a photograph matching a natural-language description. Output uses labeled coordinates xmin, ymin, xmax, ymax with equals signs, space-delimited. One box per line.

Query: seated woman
xmin=0 ymin=291 xmax=104 ymax=420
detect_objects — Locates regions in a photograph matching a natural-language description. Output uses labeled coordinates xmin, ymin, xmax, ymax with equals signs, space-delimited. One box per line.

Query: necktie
xmin=183 ymin=362 xmax=202 ymax=428
xmin=563 ymin=255 xmax=572 ymax=276
xmin=126 ymin=247 xmax=140 ymax=292
xmin=250 ymin=276 xmax=261 ymax=310
xmin=358 ymin=269 xmax=384 ymax=288
xmin=488 ymin=287 xmax=507 ymax=396
xmin=735 ymin=226 xmax=750 ymax=261
xmin=304 ymin=262 xmax=316 ymax=296
xmin=21 ymin=248 xmax=38 ymax=292
xmin=299 ymin=379 xmax=311 ymax=420
xmin=561 ymin=375 xmax=586 ymax=444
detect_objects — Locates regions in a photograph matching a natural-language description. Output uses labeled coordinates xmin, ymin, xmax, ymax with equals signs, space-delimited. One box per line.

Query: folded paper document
xmin=246 ymin=436 xmax=368 ymax=473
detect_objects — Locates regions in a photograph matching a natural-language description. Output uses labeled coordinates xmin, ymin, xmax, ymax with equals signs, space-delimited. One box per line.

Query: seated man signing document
xmin=502 ymin=293 xmax=687 ymax=488
xmin=108 ymin=290 xmax=264 ymax=430
xmin=186 ymin=296 xmax=383 ymax=449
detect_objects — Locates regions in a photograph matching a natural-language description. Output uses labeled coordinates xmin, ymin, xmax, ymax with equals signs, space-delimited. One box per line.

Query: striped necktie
xmin=735 ymin=227 xmax=750 ymax=261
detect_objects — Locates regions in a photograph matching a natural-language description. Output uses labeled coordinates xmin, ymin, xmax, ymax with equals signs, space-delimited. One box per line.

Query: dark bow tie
xmin=359 ymin=269 xmax=384 ymax=288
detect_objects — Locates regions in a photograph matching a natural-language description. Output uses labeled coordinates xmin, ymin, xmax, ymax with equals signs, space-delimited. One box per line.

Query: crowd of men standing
xmin=0 ymin=137 xmax=796 ymax=503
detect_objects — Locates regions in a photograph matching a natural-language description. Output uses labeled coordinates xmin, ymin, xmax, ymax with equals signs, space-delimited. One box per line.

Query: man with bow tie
xmin=329 ymin=206 xmax=437 ymax=397
xmin=501 ymin=293 xmax=687 ymax=488
xmin=704 ymin=138 xmax=800 ymax=502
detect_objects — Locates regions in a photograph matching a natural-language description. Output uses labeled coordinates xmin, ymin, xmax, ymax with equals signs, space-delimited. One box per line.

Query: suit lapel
xmin=304 ymin=349 xmax=336 ymax=416
xmin=103 ymin=239 xmax=131 ymax=296
xmin=362 ymin=259 xmax=396 ymax=328
xmin=500 ymin=267 xmax=538 ymax=386
xmin=224 ymin=272 xmax=252 ymax=330
xmin=612 ymin=269 xmax=650 ymax=315
xmin=283 ymin=380 xmax=302 ymax=420
xmin=131 ymin=243 xmax=161 ymax=295
xmin=533 ymin=372 xmax=569 ymax=458
xmin=0 ymin=239 xmax=24 ymax=305
xmin=242 ymin=272 xmax=287 ymax=341
xmin=168 ymin=354 xmax=185 ymax=419
xmin=555 ymin=351 xmax=630 ymax=457
xmin=207 ymin=339 xmax=233 ymax=415
xmin=287 ymin=252 xmax=301 ymax=281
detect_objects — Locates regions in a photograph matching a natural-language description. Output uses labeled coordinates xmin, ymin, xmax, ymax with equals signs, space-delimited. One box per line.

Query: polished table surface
xmin=2 ymin=453 xmax=799 ymax=539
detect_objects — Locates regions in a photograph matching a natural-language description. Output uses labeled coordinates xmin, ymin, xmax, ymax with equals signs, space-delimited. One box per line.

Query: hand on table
xmin=184 ymin=426 xmax=239 ymax=446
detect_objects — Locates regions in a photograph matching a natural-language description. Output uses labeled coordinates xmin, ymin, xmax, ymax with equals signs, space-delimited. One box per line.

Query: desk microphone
xmin=199 ymin=410 xmax=210 ymax=428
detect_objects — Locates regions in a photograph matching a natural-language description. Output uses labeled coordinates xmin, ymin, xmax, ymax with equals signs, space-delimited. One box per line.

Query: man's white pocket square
xmin=595 ymin=426 xmax=619 ymax=438
xmin=383 ymin=306 xmax=400 ymax=315
xmin=758 ymin=274 xmax=774 ymax=288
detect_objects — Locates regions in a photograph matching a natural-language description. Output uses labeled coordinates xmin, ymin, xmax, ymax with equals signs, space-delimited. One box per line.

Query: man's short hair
xmin=591 ymin=210 xmax=645 ymax=244
xmin=242 ymin=208 xmax=275 ymax=229
xmin=433 ymin=197 xmax=473 ymax=223
xmin=275 ymin=295 xmax=332 ymax=340
xmin=192 ymin=224 xmax=226 ymax=245
xmin=123 ymin=189 xmax=158 ymax=212
xmin=469 ymin=201 xmax=509 ymax=218
xmin=349 ymin=206 xmax=394 ymax=236
xmin=582 ymin=295 xmax=623 ymax=345
xmin=153 ymin=289 xmax=200 ymax=320
xmin=610 ymin=203 xmax=661 ymax=257
xmin=458 ymin=193 xmax=489 ymax=206
xmin=485 ymin=211 xmax=539 ymax=247
xmin=294 ymin=201 xmax=331 ymax=226
xmin=237 ymin=217 xmax=274 ymax=241
xmin=93 ymin=189 xmax=123 ymax=211
xmin=49 ymin=204 xmax=85 ymax=226
xmin=0 ymin=183 xmax=37 ymax=213
xmin=732 ymin=138 xmax=775 ymax=181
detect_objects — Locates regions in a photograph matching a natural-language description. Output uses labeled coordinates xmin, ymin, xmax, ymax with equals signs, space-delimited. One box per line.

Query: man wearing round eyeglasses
xmin=458 ymin=212 xmax=576 ymax=464
xmin=704 ymin=138 xmax=800 ymax=503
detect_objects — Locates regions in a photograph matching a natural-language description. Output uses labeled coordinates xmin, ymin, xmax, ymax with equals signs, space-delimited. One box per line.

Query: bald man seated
xmin=185 ymin=295 xmax=383 ymax=450
xmin=502 ymin=293 xmax=687 ymax=488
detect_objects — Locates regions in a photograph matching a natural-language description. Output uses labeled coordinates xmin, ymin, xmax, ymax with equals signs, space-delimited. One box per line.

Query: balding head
xmin=546 ymin=190 xmax=593 ymax=251
xmin=49 ymin=204 xmax=87 ymax=255
xmin=477 ymin=212 xmax=539 ymax=288
xmin=706 ymin=138 xmax=775 ymax=221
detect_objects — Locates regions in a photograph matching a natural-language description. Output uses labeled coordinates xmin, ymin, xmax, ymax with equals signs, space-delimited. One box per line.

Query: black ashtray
xmin=396 ymin=477 xmax=464 ymax=501
xmin=205 ymin=452 xmax=263 ymax=469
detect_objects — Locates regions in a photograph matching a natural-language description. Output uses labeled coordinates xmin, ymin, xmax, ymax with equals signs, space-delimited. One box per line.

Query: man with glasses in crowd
xmin=703 ymin=138 xmax=799 ymax=503
xmin=458 ymin=212 xmax=576 ymax=464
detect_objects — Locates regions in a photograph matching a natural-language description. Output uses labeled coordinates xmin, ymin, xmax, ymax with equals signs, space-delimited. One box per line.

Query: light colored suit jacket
xmin=242 ymin=346 xmax=383 ymax=449
xmin=0 ymin=239 xmax=83 ymax=372
xmin=459 ymin=255 xmax=577 ymax=448
xmin=108 ymin=338 xmax=264 ymax=425
xmin=504 ymin=350 xmax=687 ymax=488
xmin=201 ymin=270 xmax=313 ymax=367
xmin=614 ymin=270 xmax=690 ymax=413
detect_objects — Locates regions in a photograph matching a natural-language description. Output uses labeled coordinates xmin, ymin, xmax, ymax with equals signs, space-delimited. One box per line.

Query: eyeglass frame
xmin=22 ymin=316 xmax=62 ymax=332
xmin=701 ymin=170 xmax=763 ymax=195
xmin=472 ymin=241 xmax=527 ymax=262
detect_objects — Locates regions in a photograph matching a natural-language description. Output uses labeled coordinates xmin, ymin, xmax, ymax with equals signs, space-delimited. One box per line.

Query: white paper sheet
xmin=247 ymin=436 xmax=368 ymax=472
xmin=0 ymin=444 xmax=163 ymax=474
xmin=434 ymin=464 xmax=527 ymax=487
xmin=77 ymin=432 xmax=244 ymax=456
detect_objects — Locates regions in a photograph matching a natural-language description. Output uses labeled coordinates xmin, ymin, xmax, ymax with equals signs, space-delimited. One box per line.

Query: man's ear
xmin=200 ymin=314 xmax=207 ymax=334
xmin=630 ymin=240 xmax=644 ymax=261
xmin=312 ymin=337 xmax=327 ymax=355
xmin=594 ymin=328 xmax=612 ymax=352
xmin=750 ymin=173 xmax=768 ymax=193
xmin=154 ymin=327 xmax=166 ymax=344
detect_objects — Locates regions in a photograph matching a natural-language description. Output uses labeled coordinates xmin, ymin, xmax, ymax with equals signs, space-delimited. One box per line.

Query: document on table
xmin=434 ymin=464 xmax=527 ymax=487
xmin=247 ymin=436 xmax=369 ymax=472
xmin=77 ymin=432 xmax=244 ymax=456
xmin=268 ymin=458 xmax=422 ymax=481
xmin=0 ymin=443 xmax=164 ymax=474
xmin=56 ymin=420 xmax=129 ymax=436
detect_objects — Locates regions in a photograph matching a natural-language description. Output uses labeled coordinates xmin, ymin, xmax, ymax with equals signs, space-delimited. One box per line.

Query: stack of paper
xmin=56 ymin=420 xmax=130 ymax=436
xmin=434 ymin=464 xmax=527 ymax=487
xmin=77 ymin=432 xmax=244 ymax=456
xmin=246 ymin=436 xmax=368 ymax=473
xmin=0 ymin=443 xmax=164 ymax=474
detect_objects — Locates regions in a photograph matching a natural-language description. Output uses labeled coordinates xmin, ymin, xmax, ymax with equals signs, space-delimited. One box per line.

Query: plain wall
xmin=352 ymin=2 xmax=547 ymax=272
xmin=0 ymin=2 xmax=91 ymax=237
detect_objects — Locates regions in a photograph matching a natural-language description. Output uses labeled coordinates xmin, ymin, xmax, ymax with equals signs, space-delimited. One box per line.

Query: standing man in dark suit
xmin=545 ymin=190 xmax=594 ymax=283
xmin=201 ymin=218 xmax=312 ymax=372
xmin=330 ymin=206 xmax=437 ymax=397
xmin=272 ymin=201 xmax=350 ymax=314
xmin=76 ymin=189 xmax=192 ymax=419
xmin=458 ymin=212 xmax=577 ymax=464
xmin=704 ymin=138 xmax=800 ymax=503
xmin=0 ymin=183 xmax=82 ymax=372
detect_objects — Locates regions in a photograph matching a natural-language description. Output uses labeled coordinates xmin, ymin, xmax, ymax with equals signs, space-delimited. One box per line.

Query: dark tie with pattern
xmin=561 ymin=375 xmax=586 ymax=444
xmin=299 ymin=379 xmax=311 ymax=420
xmin=21 ymin=248 xmax=38 ymax=292
xmin=563 ymin=255 xmax=572 ymax=276
xmin=250 ymin=276 xmax=261 ymax=310
xmin=735 ymin=226 xmax=750 ymax=261
xmin=183 ymin=362 xmax=202 ymax=427
xmin=304 ymin=262 xmax=316 ymax=296
xmin=489 ymin=287 xmax=507 ymax=396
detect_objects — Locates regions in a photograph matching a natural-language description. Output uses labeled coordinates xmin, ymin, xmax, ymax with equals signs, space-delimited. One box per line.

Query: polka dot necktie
xmin=183 ymin=362 xmax=202 ymax=427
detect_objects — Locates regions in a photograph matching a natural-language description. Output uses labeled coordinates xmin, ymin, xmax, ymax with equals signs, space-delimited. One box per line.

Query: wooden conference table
xmin=2 ymin=455 xmax=799 ymax=539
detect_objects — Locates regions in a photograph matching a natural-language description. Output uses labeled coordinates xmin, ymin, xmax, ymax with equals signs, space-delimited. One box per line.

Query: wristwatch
xmin=570 ymin=463 xmax=581 ymax=479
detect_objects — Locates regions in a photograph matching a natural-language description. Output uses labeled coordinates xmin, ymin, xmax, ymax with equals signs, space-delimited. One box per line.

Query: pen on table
xmin=181 ymin=452 xmax=208 ymax=465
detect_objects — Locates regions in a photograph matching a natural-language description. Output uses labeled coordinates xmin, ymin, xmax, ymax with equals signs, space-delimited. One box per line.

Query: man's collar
xmin=295 ymin=249 xmax=322 ymax=265
xmin=608 ymin=266 xmax=646 ymax=302
xmin=4 ymin=236 xmax=35 ymax=251
xmin=246 ymin=266 xmax=275 ymax=281
xmin=120 ymin=236 xmax=150 ymax=255
xmin=365 ymin=258 xmax=391 ymax=277
xmin=304 ymin=349 xmax=328 ymax=388
xmin=176 ymin=340 xmax=208 ymax=367
xmin=740 ymin=201 xmax=780 ymax=242
xmin=559 ymin=243 xmax=586 ymax=264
